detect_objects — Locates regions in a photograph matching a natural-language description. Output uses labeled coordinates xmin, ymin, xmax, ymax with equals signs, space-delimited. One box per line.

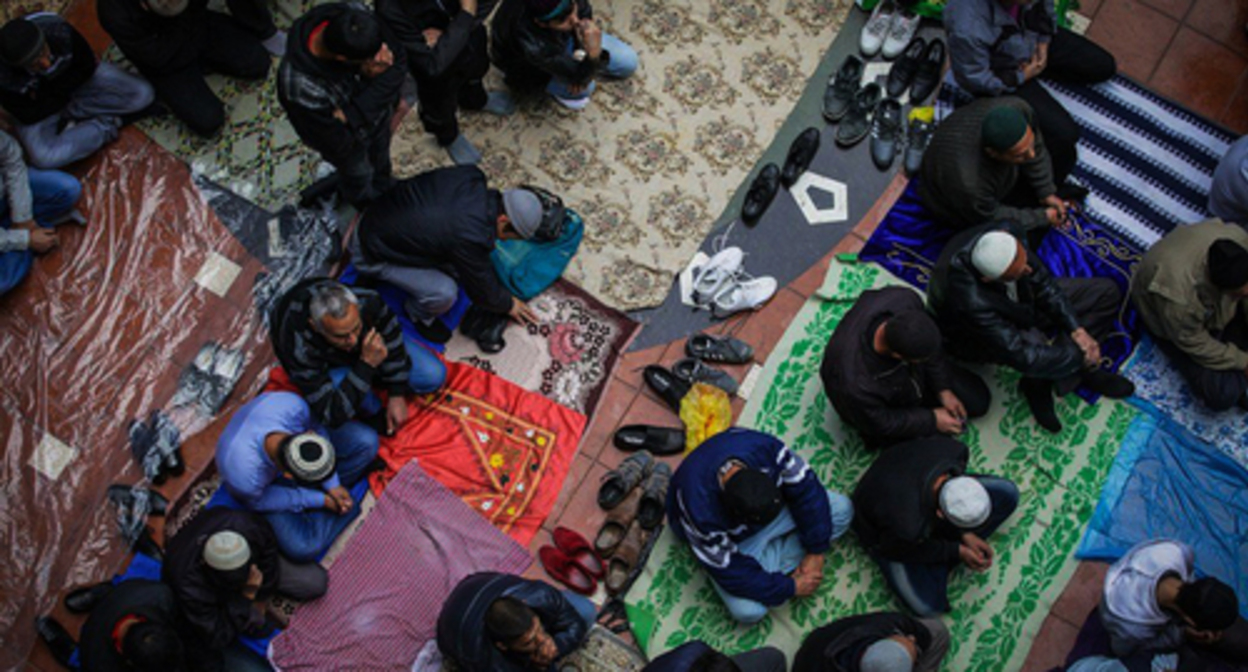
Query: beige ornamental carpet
xmin=392 ymin=0 xmax=853 ymax=311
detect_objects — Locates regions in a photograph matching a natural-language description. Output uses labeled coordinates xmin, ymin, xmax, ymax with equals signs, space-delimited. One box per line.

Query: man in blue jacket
xmin=666 ymin=428 xmax=854 ymax=624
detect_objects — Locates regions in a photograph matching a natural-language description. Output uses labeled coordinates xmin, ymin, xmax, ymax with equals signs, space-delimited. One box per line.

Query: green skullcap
xmin=981 ymin=106 xmax=1029 ymax=151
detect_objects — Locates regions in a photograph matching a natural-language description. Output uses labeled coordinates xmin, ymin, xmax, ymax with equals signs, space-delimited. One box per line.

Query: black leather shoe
xmin=1081 ymin=369 xmax=1135 ymax=399
xmin=613 ymin=425 xmax=685 ymax=456
xmin=781 ymin=127 xmax=821 ymax=188
xmin=460 ymin=306 xmax=508 ymax=353
xmin=903 ymin=119 xmax=934 ymax=176
xmin=1020 ymin=378 xmax=1061 ymax=433
xmin=823 ymin=55 xmax=864 ymax=122
xmin=870 ymin=98 xmax=905 ymax=170
xmin=65 ymin=581 xmax=115 ymax=614
xmin=643 ymin=365 xmax=691 ymax=413
xmin=36 ymin=616 xmax=77 ymax=668
xmin=741 ymin=163 xmax=780 ymax=225
xmin=886 ymin=37 xmax=926 ymax=99
xmin=107 ymin=483 xmax=169 ymax=516
xmin=836 ymin=83 xmax=881 ymax=147
xmin=909 ymin=38 xmax=946 ymax=104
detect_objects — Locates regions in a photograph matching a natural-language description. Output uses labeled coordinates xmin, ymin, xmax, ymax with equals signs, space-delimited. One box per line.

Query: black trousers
xmin=144 ymin=11 xmax=270 ymax=137
xmin=1022 ymin=276 xmax=1121 ymax=392
xmin=921 ymin=362 xmax=994 ymax=419
xmin=334 ymin=122 xmax=395 ymax=207
xmin=1156 ymin=306 xmax=1248 ymax=412
xmin=416 ymin=25 xmax=491 ymax=146
xmin=1013 ymin=29 xmax=1117 ymax=185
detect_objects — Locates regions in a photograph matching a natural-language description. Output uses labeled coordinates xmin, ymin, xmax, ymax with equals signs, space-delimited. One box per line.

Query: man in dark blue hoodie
xmin=666 ymin=428 xmax=854 ymax=624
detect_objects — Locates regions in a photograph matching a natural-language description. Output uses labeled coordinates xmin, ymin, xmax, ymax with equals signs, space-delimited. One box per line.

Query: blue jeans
xmin=546 ymin=33 xmax=639 ymax=102
xmin=711 ymin=489 xmax=854 ymax=624
xmin=876 ymin=476 xmax=1020 ymax=617
xmin=0 ymin=168 xmax=81 ymax=295
xmin=265 ymin=421 xmax=379 ymax=562
xmin=327 ymin=337 xmax=447 ymax=418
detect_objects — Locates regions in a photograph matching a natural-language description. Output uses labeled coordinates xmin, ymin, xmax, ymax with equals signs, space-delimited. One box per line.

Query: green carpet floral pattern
xmin=626 ymin=260 xmax=1138 ymax=671
xmin=391 ymin=0 xmax=853 ymax=311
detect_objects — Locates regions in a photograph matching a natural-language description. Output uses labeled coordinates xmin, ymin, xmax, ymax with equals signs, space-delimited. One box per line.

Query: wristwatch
xmin=572 ymin=48 xmax=587 ymax=62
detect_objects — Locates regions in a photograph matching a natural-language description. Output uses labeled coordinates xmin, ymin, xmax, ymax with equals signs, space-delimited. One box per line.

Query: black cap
xmin=884 ymin=310 xmax=942 ymax=361
xmin=722 ymin=468 xmax=783 ymax=526
xmin=0 ymin=19 xmax=45 ymax=68
xmin=1208 ymin=239 xmax=1248 ymax=290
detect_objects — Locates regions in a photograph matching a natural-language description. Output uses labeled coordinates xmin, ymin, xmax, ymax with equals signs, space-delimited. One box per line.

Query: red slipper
xmin=554 ymin=526 xmax=605 ymax=580
xmin=539 ymin=545 xmax=597 ymax=595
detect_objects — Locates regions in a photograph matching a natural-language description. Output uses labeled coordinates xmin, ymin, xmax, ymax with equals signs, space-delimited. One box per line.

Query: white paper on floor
xmin=30 ymin=433 xmax=79 ymax=480
xmin=791 ymin=171 xmax=849 ymax=226
xmin=679 ymin=251 xmax=712 ymax=307
xmin=737 ymin=362 xmax=763 ymax=401
xmin=194 ymin=251 xmax=242 ymax=298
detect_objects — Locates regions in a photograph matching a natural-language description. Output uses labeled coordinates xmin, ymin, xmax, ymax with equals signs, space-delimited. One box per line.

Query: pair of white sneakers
xmin=860 ymin=0 xmax=922 ymax=59
xmin=690 ymin=247 xmax=778 ymax=319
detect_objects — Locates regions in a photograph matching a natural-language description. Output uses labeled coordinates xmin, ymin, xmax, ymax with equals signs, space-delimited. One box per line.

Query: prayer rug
xmin=1076 ymin=410 xmax=1248 ymax=617
xmin=625 ymin=259 xmax=1138 ymax=671
xmin=1122 ymin=336 xmax=1248 ymax=471
xmin=390 ymin=0 xmax=854 ymax=311
xmin=369 ymin=362 xmax=586 ymax=546
xmin=934 ymin=75 xmax=1235 ymax=249
xmin=270 ymin=464 xmax=534 ymax=671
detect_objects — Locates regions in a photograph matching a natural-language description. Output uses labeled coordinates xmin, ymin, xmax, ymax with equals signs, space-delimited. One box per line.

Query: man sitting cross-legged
xmin=667 ymin=428 xmax=854 ymax=624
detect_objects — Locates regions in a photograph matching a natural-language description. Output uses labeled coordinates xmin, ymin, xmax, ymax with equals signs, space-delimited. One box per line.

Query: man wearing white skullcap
xmin=928 ymin=222 xmax=1134 ymax=433
xmin=851 ymin=435 xmax=1019 ymax=616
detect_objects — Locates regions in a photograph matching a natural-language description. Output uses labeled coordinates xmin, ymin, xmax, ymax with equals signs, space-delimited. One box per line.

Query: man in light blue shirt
xmin=1210 ymin=136 xmax=1248 ymax=226
xmin=216 ymin=391 xmax=379 ymax=562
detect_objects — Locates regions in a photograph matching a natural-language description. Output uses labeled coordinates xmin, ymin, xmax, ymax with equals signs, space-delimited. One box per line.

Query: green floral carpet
xmin=625 ymin=259 xmax=1138 ymax=670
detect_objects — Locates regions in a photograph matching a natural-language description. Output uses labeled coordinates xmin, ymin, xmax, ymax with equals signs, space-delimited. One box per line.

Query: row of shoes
xmin=593 ymin=450 xmax=671 ymax=595
xmin=688 ymin=246 xmax=778 ymax=318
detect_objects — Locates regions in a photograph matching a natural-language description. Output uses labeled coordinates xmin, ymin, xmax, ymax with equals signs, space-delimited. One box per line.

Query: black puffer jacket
xmin=927 ymin=223 xmax=1084 ymax=379
xmin=820 ymin=286 xmax=953 ymax=448
xmin=436 ymin=572 xmax=589 ymax=672
xmin=357 ymin=165 xmax=513 ymax=314
xmin=0 ymin=14 xmax=97 ymax=124
xmin=488 ymin=0 xmax=607 ymax=93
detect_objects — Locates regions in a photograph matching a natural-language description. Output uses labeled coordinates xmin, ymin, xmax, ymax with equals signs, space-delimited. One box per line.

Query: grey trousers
xmin=16 ymin=63 xmax=154 ymax=169
xmin=350 ymin=235 xmax=458 ymax=322
xmin=276 ymin=555 xmax=328 ymax=600
xmin=914 ymin=617 xmax=951 ymax=672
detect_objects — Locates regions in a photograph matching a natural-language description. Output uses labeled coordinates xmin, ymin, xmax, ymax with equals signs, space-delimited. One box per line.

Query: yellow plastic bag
xmin=679 ymin=383 xmax=733 ymax=452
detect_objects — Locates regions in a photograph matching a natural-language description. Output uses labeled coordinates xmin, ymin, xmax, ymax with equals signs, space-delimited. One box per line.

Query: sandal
xmin=597 ymin=450 xmax=655 ymax=510
xmin=671 ymin=358 xmax=739 ymax=396
xmin=554 ymin=526 xmax=605 ymax=580
xmin=685 ymin=333 xmax=754 ymax=364
xmin=594 ymin=487 xmax=642 ymax=556
xmin=596 ymin=598 xmax=632 ymax=635
xmin=605 ymin=521 xmax=651 ymax=595
xmin=637 ymin=462 xmax=671 ymax=530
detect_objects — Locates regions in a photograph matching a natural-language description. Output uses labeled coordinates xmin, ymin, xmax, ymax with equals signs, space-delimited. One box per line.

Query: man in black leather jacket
xmin=928 ymin=223 xmax=1133 ymax=432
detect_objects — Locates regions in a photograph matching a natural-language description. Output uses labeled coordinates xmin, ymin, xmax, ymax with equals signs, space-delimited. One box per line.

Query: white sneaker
xmin=710 ymin=275 xmax=777 ymax=318
xmin=860 ymin=0 xmax=897 ymax=58
xmin=882 ymin=11 xmax=921 ymax=59
xmin=691 ymin=247 xmax=744 ymax=306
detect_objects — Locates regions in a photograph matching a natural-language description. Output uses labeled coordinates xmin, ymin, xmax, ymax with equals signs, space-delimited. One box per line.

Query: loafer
xmin=781 ymin=127 xmax=821 ymax=188
xmin=672 ymin=357 xmax=739 ymax=395
xmin=909 ymin=38 xmax=945 ymax=104
xmin=903 ymin=119 xmax=934 ymax=176
xmin=885 ymin=37 xmax=925 ymax=99
xmin=613 ymin=425 xmax=685 ymax=456
xmin=860 ymin=0 xmax=897 ymax=57
xmin=882 ymin=10 xmax=922 ymax=59
xmin=539 ymin=545 xmax=597 ymax=595
xmin=1081 ymin=369 xmax=1135 ymax=399
xmin=36 ymin=617 xmax=76 ymax=668
xmin=741 ymin=163 xmax=780 ymax=225
xmin=685 ymin=333 xmax=754 ymax=364
xmin=823 ymin=55 xmax=864 ymax=122
xmin=836 ymin=83 xmax=881 ymax=148
xmin=65 ymin=581 xmax=115 ymax=614
xmin=107 ymin=483 xmax=170 ymax=516
xmin=870 ymin=98 xmax=905 ymax=170
xmin=643 ymin=365 xmax=692 ymax=413
xmin=554 ymin=526 xmax=605 ymax=579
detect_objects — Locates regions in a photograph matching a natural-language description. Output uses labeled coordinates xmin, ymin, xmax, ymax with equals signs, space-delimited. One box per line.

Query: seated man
xmin=279 ymin=3 xmax=406 ymax=206
xmin=644 ymin=641 xmax=786 ymax=672
xmin=1211 ymin=136 xmax=1248 ymax=225
xmin=352 ymin=165 xmax=544 ymax=343
xmin=437 ymin=571 xmax=594 ymax=672
xmin=1131 ymin=219 xmax=1248 ymax=412
xmin=376 ymin=0 xmax=512 ymax=165
xmin=793 ymin=611 xmax=950 ymax=672
xmin=928 ymin=224 xmax=1134 ymax=432
xmin=163 ymin=508 xmax=328 ymax=668
xmin=1100 ymin=539 xmax=1248 ymax=667
xmin=489 ymin=0 xmax=637 ymax=110
xmin=0 ymin=129 xmax=81 ymax=296
xmin=269 ymin=277 xmax=446 ymax=430
xmin=944 ymin=0 xmax=1116 ymax=181
xmin=98 ymin=0 xmax=275 ymax=138
xmin=0 ymin=13 xmax=154 ymax=168
xmin=820 ymin=286 xmax=991 ymax=449
xmin=217 ymin=391 xmax=379 ymax=562
xmin=851 ymin=435 xmax=1018 ymax=617
xmin=666 ymin=427 xmax=853 ymax=624
xmin=919 ymin=98 xmax=1075 ymax=240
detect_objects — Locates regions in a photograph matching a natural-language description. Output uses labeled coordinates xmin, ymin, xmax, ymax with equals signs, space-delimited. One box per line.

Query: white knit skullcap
xmin=283 ymin=432 xmax=335 ymax=484
xmin=939 ymin=476 xmax=991 ymax=529
xmin=970 ymin=231 xmax=1020 ymax=281
xmin=203 ymin=531 xmax=250 ymax=571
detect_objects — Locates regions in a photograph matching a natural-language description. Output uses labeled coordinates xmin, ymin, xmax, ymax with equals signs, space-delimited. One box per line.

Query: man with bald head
xmin=928 ymin=223 xmax=1133 ymax=432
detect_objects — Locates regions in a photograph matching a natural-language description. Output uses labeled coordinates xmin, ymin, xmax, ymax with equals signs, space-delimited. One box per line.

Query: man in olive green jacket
xmin=1131 ymin=218 xmax=1248 ymax=411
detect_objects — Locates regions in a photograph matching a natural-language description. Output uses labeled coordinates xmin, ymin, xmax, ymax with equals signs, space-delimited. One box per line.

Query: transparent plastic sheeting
xmin=0 ymin=128 xmax=333 ymax=666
